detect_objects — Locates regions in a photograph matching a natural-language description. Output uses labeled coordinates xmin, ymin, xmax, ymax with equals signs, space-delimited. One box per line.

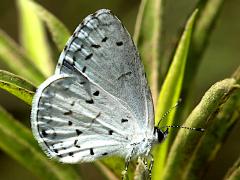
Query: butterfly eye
xmin=157 ymin=128 xmax=165 ymax=143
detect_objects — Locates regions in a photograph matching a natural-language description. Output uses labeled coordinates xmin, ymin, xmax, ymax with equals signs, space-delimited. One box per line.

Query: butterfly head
xmin=153 ymin=127 xmax=168 ymax=144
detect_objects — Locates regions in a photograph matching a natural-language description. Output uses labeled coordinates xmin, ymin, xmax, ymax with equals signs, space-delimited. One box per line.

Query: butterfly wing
xmin=56 ymin=9 xmax=154 ymax=133
xmin=31 ymin=74 xmax=138 ymax=163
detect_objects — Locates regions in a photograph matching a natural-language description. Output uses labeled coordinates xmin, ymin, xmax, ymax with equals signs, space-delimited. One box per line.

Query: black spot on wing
xmin=121 ymin=119 xmax=128 ymax=123
xmin=102 ymin=152 xmax=108 ymax=156
xmin=91 ymin=44 xmax=101 ymax=48
xmin=102 ymin=37 xmax=108 ymax=42
xmin=90 ymin=148 xmax=94 ymax=155
xmin=85 ymin=53 xmax=93 ymax=60
xmin=42 ymin=130 xmax=48 ymax=137
xmin=72 ymin=56 xmax=76 ymax=62
xmin=86 ymin=99 xmax=94 ymax=104
xmin=74 ymin=140 xmax=80 ymax=148
xmin=64 ymin=110 xmax=72 ymax=115
xmin=68 ymin=121 xmax=73 ymax=126
xmin=108 ymin=130 xmax=113 ymax=135
xmin=40 ymin=127 xmax=56 ymax=138
xmin=116 ymin=41 xmax=123 ymax=46
xmin=82 ymin=66 xmax=86 ymax=73
xmin=76 ymin=129 xmax=83 ymax=135
xmin=93 ymin=91 xmax=99 ymax=96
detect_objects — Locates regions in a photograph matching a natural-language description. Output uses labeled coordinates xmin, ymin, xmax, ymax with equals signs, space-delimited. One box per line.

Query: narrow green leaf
xmin=0 ymin=70 xmax=36 ymax=91
xmin=0 ymin=30 xmax=45 ymax=85
xmin=178 ymin=0 xmax=225 ymax=120
xmin=192 ymin=0 xmax=225 ymax=56
xmin=224 ymin=157 xmax=240 ymax=180
xmin=182 ymin=66 xmax=240 ymax=179
xmin=152 ymin=9 xmax=198 ymax=178
xmin=162 ymin=78 xmax=238 ymax=180
xmin=0 ymin=106 xmax=80 ymax=180
xmin=17 ymin=0 xmax=54 ymax=76
xmin=133 ymin=0 xmax=165 ymax=104
xmin=27 ymin=1 xmax=71 ymax=51
xmin=0 ymin=70 xmax=36 ymax=105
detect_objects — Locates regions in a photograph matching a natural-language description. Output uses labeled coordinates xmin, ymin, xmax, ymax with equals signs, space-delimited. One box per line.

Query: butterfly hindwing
xmin=56 ymin=9 xmax=154 ymax=133
xmin=31 ymin=74 xmax=138 ymax=163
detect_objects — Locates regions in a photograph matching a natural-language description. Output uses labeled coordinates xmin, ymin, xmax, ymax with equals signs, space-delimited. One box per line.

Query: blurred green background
xmin=0 ymin=0 xmax=239 ymax=179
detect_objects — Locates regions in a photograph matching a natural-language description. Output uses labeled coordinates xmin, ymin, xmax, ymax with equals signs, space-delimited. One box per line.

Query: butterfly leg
xmin=134 ymin=157 xmax=150 ymax=180
xmin=148 ymin=153 xmax=154 ymax=179
xmin=142 ymin=157 xmax=148 ymax=169
xmin=122 ymin=148 xmax=135 ymax=180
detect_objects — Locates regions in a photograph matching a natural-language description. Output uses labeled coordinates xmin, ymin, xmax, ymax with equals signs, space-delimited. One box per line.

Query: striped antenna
xmin=160 ymin=125 xmax=205 ymax=132
xmin=156 ymin=99 xmax=205 ymax=132
xmin=157 ymin=98 xmax=182 ymax=127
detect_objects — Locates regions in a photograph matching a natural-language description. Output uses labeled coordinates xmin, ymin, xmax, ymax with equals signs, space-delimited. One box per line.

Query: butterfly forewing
xmin=31 ymin=74 xmax=139 ymax=163
xmin=56 ymin=9 xmax=154 ymax=132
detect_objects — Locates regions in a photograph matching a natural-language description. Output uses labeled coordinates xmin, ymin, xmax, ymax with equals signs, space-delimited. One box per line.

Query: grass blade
xmin=0 ymin=70 xmax=35 ymax=105
xmin=179 ymin=0 xmax=225 ymax=120
xmin=0 ymin=30 xmax=45 ymax=85
xmin=162 ymin=78 xmax=238 ymax=180
xmin=0 ymin=106 xmax=80 ymax=180
xmin=0 ymin=70 xmax=35 ymax=91
xmin=152 ymin=9 xmax=198 ymax=178
xmin=17 ymin=0 xmax=54 ymax=76
xmin=27 ymin=1 xmax=71 ymax=51
xmin=133 ymin=0 xmax=165 ymax=104
xmin=224 ymin=157 xmax=240 ymax=180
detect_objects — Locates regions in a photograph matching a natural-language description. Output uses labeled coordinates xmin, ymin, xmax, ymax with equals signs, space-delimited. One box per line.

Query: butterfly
xmin=31 ymin=9 xmax=204 ymax=178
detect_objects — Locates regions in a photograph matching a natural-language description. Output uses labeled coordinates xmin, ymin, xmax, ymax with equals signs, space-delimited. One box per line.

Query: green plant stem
xmin=162 ymin=78 xmax=238 ymax=180
xmin=224 ymin=157 xmax=240 ymax=180
xmin=134 ymin=0 xmax=164 ymax=105
xmin=182 ymin=66 xmax=240 ymax=179
xmin=183 ymin=89 xmax=240 ymax=179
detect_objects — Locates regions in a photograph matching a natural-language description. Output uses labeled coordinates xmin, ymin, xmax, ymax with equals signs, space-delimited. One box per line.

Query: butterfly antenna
xmin=160 ymin=125 xmax=205 ymax=132
xmin=157 ymin=98 xmax=182 ymax=127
